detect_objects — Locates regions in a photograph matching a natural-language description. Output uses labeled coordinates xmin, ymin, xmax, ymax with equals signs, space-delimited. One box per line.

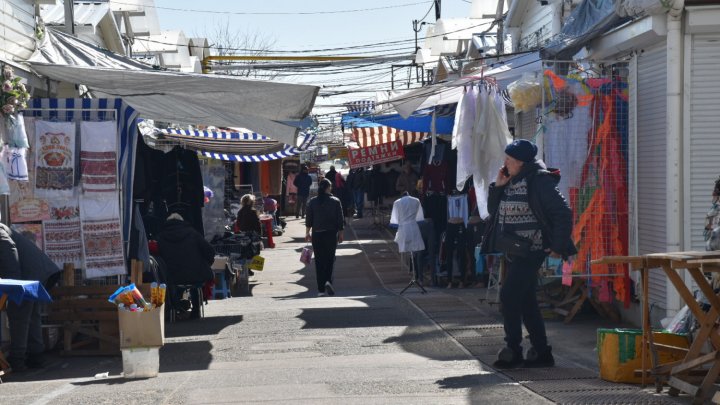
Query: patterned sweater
xmin=497 ymin=177 xmax=543 ymax=251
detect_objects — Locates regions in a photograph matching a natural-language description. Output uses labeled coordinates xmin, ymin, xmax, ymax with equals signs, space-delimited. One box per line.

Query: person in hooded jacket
xmin=482 ymin=139 xmax=577 ymax=370
xmin=155 ymin=213 xmax=215 ymax=319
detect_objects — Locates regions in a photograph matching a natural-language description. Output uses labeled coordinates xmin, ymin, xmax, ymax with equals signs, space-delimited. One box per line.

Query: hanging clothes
xmin=453 ymin=85 xmax=478 ymax=191
xmin=473 ymin=87 xmax=512 ymax=219
xmin=390 ymin=195 xmax=426 ymax=253
xmin=161 ymin=146 xmax=205 ymax=235
xmin=543 ymin=77 xmax=591 ymax=199
xmin=447 ymin=194 xmax=469 ymax=226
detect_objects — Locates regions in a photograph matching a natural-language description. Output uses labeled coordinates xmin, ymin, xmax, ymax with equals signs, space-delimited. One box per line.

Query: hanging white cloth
xmin=473 ymin=88 xmax=512 ymax=219
xmin=390 ymin=195 xmax=425 ymax=253
xmin=453 ymin=85 xmax=478 ymax=191
xmin=542 ymin=78 xmax=591 ymax=198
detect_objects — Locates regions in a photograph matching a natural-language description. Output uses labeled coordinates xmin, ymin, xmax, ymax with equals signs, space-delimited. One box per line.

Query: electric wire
xmin=115 ymin=1 xmax=434 ymax=15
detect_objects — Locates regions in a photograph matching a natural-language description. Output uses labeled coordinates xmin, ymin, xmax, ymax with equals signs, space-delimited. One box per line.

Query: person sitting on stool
xmin=156 ymin=213 xmax=215 ymax=320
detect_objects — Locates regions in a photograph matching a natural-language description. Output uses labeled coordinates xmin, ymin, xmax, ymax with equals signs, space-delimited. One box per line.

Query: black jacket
xmin=293 ymin=172 xmax=312 ymax=197
xmin=0 ymin=223 xmax=61 ymax=285
xmin=235 ymin=206 xmax=261 ymax=234
xmin=155 ymin=219 xmax=215 ymax=285
xmin=306 ymin=194 xmax=344 ymax=233
xmin=483 ymin=161 xmax=577 ymax=258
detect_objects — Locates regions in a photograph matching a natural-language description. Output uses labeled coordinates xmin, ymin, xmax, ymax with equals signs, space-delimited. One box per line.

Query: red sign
xmin=348 ymin=140 xmax=405 ymax=168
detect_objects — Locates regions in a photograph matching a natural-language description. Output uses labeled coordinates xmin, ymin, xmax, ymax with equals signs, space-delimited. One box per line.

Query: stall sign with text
xmin=348 ymin=140 xmax=404 ymax=168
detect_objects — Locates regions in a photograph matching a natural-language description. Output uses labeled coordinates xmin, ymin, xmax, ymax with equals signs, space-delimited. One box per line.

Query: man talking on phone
xmin=481 ymin=139 xmax=577 ymax=369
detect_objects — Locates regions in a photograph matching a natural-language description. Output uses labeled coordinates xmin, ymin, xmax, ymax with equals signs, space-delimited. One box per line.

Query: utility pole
xmin=495 ymin=0 xmax=505 ymax=54
xmin=64 ymin=0 xmax=74 ymax=35
xmin=434 ymin=0 xmax=441 ymax=20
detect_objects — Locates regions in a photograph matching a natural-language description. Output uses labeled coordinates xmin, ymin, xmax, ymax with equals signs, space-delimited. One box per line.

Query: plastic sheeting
xmin=542 ymin=0 xmax=630 ymax=59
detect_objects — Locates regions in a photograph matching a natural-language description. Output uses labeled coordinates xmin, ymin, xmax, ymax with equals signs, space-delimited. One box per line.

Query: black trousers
xmin=312 ymin=230 xmax=338 ymax=292
xmin=499 ymin=251 xmax=549 ymax=353
xmin=296 ymin=195 xmax=309 ymax=217
xmin=444 ymin=222 xmax=467 ymax=280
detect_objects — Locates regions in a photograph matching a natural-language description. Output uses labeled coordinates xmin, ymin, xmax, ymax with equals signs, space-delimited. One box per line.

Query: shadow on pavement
xmin=165 ymin=314 xmax=244 ymax=338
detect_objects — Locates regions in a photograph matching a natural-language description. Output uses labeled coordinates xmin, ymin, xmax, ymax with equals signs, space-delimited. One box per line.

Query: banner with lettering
xmin=348 ymin=140 xmax=404 ymax=168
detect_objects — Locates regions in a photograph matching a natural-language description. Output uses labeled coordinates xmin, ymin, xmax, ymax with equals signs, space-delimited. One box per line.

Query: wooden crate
xmin=47 ymin=261 xmax=150 ymax=356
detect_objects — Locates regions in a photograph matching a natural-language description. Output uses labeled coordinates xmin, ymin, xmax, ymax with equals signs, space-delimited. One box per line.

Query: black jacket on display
xmin=483 ymin=161 xmax=577 ymax=259
xmin=155 ymin=219 xmax=215 ymax=285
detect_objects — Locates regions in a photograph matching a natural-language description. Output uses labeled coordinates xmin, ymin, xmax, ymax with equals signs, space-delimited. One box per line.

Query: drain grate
xmin=455 ymin=335 xmax=507 ymax=347
xmin=525 ymin=378 xmax=637 ymax=393
xmin=503 ymin=367 xmax=598 ymax=381
xmin=541 ymin=391 xmax=681 ymax=405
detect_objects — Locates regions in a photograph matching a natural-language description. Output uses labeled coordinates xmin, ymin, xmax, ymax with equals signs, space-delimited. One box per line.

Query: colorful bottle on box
xmin=158 ymin=283 xmax=166 ymax=306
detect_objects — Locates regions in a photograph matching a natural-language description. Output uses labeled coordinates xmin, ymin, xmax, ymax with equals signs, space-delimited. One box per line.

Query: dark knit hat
xmin=505 ymin=139 xmax=538 ymax=163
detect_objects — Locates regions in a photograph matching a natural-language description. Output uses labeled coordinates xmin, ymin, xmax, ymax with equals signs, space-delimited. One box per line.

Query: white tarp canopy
xmin=388 ymin=52 xmax=541 ymax=119
xmin=28 ymin=63 xmax=319 ymax=145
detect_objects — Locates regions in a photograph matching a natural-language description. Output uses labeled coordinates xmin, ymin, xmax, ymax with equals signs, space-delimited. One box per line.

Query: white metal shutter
xmin=516 ymin=110 xmax=536 ymax=140
xmin=689 ymin=35 xmax=720 ymax=251
xmin=635 ymin=43 xmax=667 ymax=306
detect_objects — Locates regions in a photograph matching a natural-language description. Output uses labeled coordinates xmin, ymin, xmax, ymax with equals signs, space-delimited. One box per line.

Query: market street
xmin=1 ymin=216 xmax=694 ymax=405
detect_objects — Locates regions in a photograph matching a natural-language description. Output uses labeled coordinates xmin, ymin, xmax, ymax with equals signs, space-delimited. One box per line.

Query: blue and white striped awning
xmin=159 ymin=129 xmax=316 ymax=161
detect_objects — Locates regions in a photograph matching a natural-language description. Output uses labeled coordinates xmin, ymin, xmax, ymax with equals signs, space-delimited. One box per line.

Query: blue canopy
xmin=342 ymin=104 xmax=456 ymax=135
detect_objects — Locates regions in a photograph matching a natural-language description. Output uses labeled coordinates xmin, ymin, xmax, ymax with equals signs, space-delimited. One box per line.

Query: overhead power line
xmin=115 ymin=1 xmax=433 ymax=15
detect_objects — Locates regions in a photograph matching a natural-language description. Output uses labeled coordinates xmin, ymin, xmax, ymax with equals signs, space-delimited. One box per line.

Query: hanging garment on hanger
xmin=473 ymin=88 xmax=512 ymax=219
xmin=454 ymin=85 xmax=478 ymax=190
xmin=543 ymin=77 xmax=591 ymax=199
xmin=390 ymin=195 xmax=425 ymax=253
xmin=447 ymin=194 xmax=469 ymax=226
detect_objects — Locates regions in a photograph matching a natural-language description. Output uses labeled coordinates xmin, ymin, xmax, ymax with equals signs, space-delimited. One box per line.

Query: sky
xmin=153 ymin=0 xmax=479 ymax=129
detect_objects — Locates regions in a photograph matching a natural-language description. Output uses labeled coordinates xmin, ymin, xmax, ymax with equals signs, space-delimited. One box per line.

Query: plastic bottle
xmin=158 ymin=283 xmax=167 ymax=306
xmin=118 ymin=303 xmax=126 ymax=311
xmin=129 ymin=304 xmax=139 ymax=312
xmin=150 ymin=282 xmax=158 ymax=307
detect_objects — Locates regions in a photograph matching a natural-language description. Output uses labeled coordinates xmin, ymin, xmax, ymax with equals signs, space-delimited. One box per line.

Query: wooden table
xmin=594 ymin=251 xmax=720 ymax=404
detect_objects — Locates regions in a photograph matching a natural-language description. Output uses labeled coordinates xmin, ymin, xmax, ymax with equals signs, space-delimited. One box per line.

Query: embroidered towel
xmin=80 ymin=196 xmax=125 ymax=278
xmin=80 ymin=121 xmax=117 ymax=195
xmin=43 ymin=199 xmax=83 ymax=269
xmin=35 ymin=120 xmax=76 ymax=198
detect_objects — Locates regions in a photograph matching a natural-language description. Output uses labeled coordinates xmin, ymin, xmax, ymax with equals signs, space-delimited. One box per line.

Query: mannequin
xmin=390 ymin=191 xmax=427 ymax=293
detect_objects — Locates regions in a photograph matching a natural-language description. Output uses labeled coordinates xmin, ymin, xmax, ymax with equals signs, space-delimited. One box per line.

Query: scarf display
xmin=80 ymin=196 xmax=125 ymax=279
xmin=80 ymin=121 xmax=118 ymax=195
xmin=544 ymin=70 xmax=630 ymax=307
xmin=35 ymin=120 xmax=75 ymax=198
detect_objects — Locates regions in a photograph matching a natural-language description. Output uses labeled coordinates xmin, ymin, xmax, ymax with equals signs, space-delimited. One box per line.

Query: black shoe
xmin=523 ymin=346 xmax=554 ymax=368
xmin=26 ymin=353 xmax=46 ymax=369
xmin=325 ymin=281 xmax=335 ymax=296
xmin=8 ymin=357 xmax=28 ymax=372
xmin=492 ymin=346 xmax=524 ymax=369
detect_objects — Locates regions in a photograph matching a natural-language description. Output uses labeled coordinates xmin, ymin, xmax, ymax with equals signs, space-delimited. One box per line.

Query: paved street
xmin=1 ymin=216 xmax=695 ymax=404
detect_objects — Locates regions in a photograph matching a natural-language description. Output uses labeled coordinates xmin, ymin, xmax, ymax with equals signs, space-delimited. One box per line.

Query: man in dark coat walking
xmin=293 ymin=165 xmax=313 ymax=219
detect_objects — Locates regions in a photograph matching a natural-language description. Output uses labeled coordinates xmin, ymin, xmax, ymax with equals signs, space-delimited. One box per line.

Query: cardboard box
xmin=118 ymin=304 xmax=165 ymax=348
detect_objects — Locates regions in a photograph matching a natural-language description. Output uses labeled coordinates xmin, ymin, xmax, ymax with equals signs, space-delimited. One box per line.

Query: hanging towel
xmin=43 ymin=199 xmax=83 ymax=269
xmin=80 ymin=121 xmax=118 ymax=195
xmin=35 ymin=120 xmax=76 ymax=198
xmin=80 ymin=196 xmax=125 ymax=278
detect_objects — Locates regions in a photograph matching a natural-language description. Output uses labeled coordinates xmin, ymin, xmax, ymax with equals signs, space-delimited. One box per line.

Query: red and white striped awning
xmin=352 ymin=126 xmax=427 ymax=148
